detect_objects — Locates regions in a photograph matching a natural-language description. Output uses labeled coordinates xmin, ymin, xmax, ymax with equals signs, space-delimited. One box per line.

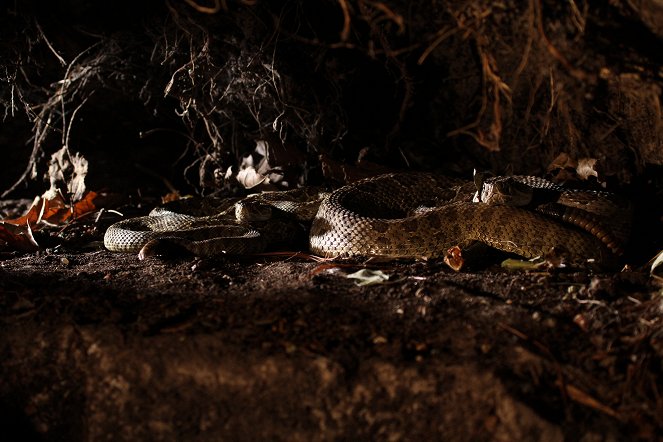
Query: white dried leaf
xmin=576 ymin=157 xmax=599 ymax=181
xmin=255 ymin=155 xmax=271 ymax=176
xmin=224 ymin=166 xmax=233 ymax=180
xmin=236 ymin=166 xmax=268 ymax=189
xmin=48 ymin=148 xmax=67 ymax=187
xmin=651 ymin=250 xmax=663 ymax=283
xmin=253 ymin=141 xmax=285 ymax=185
xmin=548 ymin=152 xmax=577 ymax=171
xmin=346 ymin=269 xmax=390 ymax=286
xmin=254 ymin=140 xmax=268 ymax=157
xmin=68 ymin=152 xmax=88 ymax=201
xmin=47 ymin=146 xmax=88 ymax=201
xmin=241 ymin=154 xmax=254 ymax=169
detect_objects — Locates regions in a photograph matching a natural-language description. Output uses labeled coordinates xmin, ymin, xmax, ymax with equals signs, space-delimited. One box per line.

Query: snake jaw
xmin=138 ymin=238 xmax=193 ymax=260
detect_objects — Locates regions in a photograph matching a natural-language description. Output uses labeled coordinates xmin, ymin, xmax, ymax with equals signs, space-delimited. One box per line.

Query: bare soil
xmin=1 ymin=225 xmax=661 ymax=440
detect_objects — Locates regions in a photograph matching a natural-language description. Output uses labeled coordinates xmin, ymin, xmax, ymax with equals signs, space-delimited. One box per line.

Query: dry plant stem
xmin=534 ymin=0 xmax=587 ymax=80
xmin=567 ymin=0 xmax=587 ymax=33
xmin=512 ymin=0 xmax=536 ymax=84
xmin=368 ymin=2 xmax=404 ymax=32
xmin=386 ymin=59 xmax=414 ymax=164
xmin=447 ymin=43 xmax=511 ymax=151
xmin=418 ymin=6 xmax=491 ymax=65
xmin=34 ymin=21 xmax=66 ymax=67
xmin=337 ymin=0 xmax=352 ymax=41
xmin=417 ymin=25 xmax=458 ymax=65
xmin=539 ymin=70 xmax=557 ymax=139
xmin=63 ymin=96 xmax=90 ymax=153
xmin=182 ymin=0 xmax=224 ymax=14
xmin=331 ymin=0 xmax=408 ymax=51
xmin=428 ymin=6 xmax=511 ymax=151
xmin=482 ymin=51 xmax=512 ymax=150
xmin=2 ymin=39 xmax=100 ymax=197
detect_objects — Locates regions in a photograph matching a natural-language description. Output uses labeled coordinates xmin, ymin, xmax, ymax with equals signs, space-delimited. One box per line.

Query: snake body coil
xmin=309 ymin=173 xmax=619 ymax=263
xmin=105 ymin=172 xmax=627 ymax=264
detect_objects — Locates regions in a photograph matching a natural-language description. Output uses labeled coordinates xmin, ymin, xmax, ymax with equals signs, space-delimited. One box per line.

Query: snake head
xmin=235 ymin=200 xmax=273 ymax=223
xmin=477 ymin=177 xmax=534 ymax=206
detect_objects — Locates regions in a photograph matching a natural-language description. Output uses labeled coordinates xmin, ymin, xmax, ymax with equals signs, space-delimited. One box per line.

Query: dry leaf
xmin=548 ymin=153 xmax=604 ymax=184
xmin=236 ymin=166 xmax=269 ymax=189
xmin=71 ymin=191 xmax=102 ymax=219
xmin=547 ymin=152 xmax=577 ymax=172
xmin=346 ymin=269 xmax=390 ymax=286
xmin=161 ymin=191 xmax=182 ymax=204
xmin=0 ymin=222 xmax=39 ymax=252
xmin=555 ymin=380 xmax=619 ymax=418
xmin=443 ymin=246 xmax=465 ymax=271
xmin=500 ymin=258 xmax=548 ymax=271
xmin=48 ymin=146 xmax=89 ymax=201
xmin=651 ymin=250 xmax=663 ymax=283
xmin=0 ymin=189 xmax=103 ymax=252
xmin=576 ymin=157 xmax=600 ymax=181
xmin=2 ymin=191 xmax=66 ymax=227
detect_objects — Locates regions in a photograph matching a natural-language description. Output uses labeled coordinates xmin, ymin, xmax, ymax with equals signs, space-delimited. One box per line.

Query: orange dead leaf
xmin=3 ymin=191 xmax=67 ymax=227
xmin=573 ymin=313 xmax=589 ymax=332
xmin=161 ymin=191 xmax=181 ymax=204
xmin=0 ymin=222 xmax=39 ymax=252
xmin=2 ymin=197 xmax=43 ymax=227
xmin=71 ymin=190 xmax=102 ymax=220
xmin=0 ymin=189 xmax=104 ymax=252
xmin=444 ymin=246 xmax=465 ymax=271
xmin=547 ymin=152 xmax=577 ymax=173
xmin=36 ymin=191 xmax=70 ymax=226
xmin=3 ymin=190 xmax=102 ymax=228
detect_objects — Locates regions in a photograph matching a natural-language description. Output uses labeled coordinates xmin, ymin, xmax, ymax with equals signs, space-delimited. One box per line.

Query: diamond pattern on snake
xmin=104 ymin=172 xmax=630 ymax=264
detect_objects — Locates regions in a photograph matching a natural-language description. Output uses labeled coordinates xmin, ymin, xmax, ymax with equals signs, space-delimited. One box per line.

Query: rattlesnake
xmin=104 ymin=172 xmax=628 ymax=264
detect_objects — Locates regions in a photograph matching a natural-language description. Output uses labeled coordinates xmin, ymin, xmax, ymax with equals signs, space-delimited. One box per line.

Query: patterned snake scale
xmin=105 ymin=172 xmax=627 ymax=264
xmin=308 ymin=173 xmax=623 ymax=264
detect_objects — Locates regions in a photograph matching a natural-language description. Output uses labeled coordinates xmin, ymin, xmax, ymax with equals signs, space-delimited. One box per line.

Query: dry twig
xmin=182 ymin=0 xmax=225 ymax=14
xmin=337 ymin=0 xmax=352 ymax=41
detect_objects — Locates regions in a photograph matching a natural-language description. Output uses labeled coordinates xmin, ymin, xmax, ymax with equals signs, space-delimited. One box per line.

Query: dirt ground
xmin=1 ymin=215 xmax=661 ymax=440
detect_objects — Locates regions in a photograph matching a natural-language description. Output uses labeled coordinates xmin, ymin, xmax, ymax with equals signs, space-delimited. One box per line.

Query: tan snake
xmin=104 ymin=172 xmax=628 ymax=264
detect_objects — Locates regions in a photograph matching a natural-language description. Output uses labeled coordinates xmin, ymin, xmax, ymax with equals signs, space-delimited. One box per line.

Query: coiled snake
xmin=104 ymin=173 xmax=629 ymax=264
